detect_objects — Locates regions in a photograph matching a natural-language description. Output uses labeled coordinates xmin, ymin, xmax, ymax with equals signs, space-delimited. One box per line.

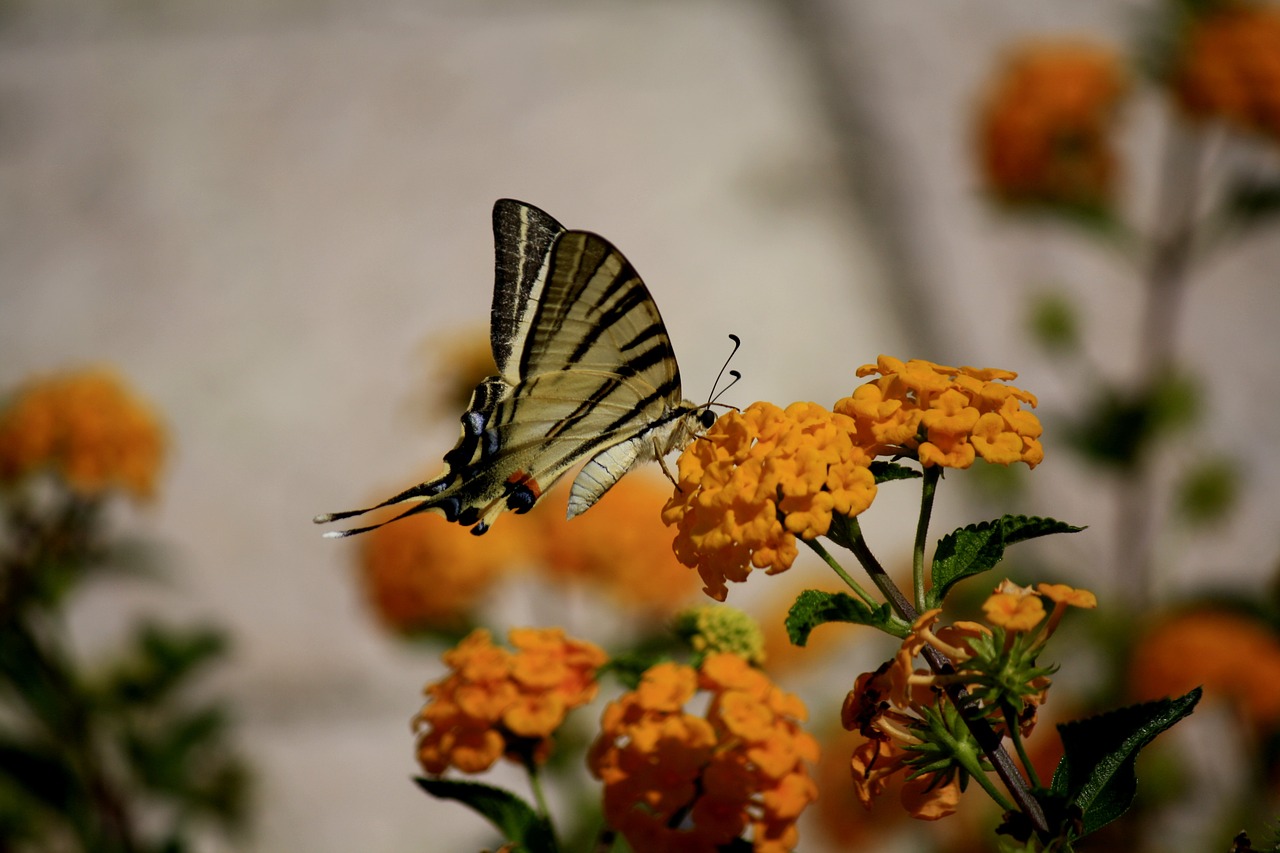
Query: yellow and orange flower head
xmin=539 ymin=475 xmax=701 ymax=613
xmin=413 ymin=627 xmax=606 ymax=775
xmin=976 ymin=40 xmax=1127 ymax=208
xmin=589 ymin=653 xmax=819 ymax=852
xmin=662 ymin=401 xmax=877 ymax=601
xmin=1172 ymin=4 xmax=1280 ymax=143
xmin=837 ymin=357 xmax=1043 ymax=471
xmin=358 ymin=497 xmax=528 ymax=633
xmin=0 ymin=367 xmax=166 ymax=501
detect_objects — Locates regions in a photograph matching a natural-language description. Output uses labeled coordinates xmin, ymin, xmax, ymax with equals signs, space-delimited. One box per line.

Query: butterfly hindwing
xmin=314 ymin=199 xmax=705 ymax=538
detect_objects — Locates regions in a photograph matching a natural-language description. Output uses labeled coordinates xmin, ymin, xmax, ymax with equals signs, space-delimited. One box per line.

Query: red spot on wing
xmin=506 ymin=471 xmax=542 ymax=499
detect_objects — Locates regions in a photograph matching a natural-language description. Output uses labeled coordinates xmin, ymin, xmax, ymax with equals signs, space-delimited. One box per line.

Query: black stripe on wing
xmin=490 ymin=200 xmax=564 ymax=379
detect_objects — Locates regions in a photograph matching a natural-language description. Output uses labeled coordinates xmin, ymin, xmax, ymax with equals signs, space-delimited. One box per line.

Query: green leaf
xmin=785 ymin=589 xmax=904 ymax=644
xmin=926 ymin=515 xmax=1084 ymax=609
xmin=415 ymin=777 xmax=556 ymax=853
xmin=1050 ymin=688 xmax=1201 ymax=836
xmin=869 ymin=461 xmax=921 ymax=484
xmin=106 ymin=623 xmax=228 ymax=708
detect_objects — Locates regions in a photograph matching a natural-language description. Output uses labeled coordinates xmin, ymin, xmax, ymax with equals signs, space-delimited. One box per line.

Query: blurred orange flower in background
xmin=357 ymin=475 xmax=698 ymax=634
xmin=977 ymin=40 xmax=1127 ymax=208
xmin=1130 ymin=608 xmax=1280 ymax=731
xmin=1172 ymin=4 xmax=1280 ymax=142
xmin=358 ymin=504 xmax=529 ymax=633
xmin=539 ymin=475 xmax=701 ymax=613
xmin=0 ymin=367 xmax=166 ymax=501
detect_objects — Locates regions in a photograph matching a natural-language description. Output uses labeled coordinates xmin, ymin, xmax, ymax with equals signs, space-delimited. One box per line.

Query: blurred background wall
xmin=3 ymin=1 xmax=1279 ymax=850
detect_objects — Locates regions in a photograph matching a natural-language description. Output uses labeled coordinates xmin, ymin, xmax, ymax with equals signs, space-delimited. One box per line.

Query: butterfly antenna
xmin=710 ymin=371 xmax=741 ymax=409
xmin=706 ymin=334 xmax=742 ymax=403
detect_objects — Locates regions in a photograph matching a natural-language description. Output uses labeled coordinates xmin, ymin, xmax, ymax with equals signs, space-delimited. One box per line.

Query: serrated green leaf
xmin=926 ymin=515 xmax=1084 ymax=609
xmin=869 ymin=461 xmax=921 ymax=484
xmin=785 ymin=589 xmax=904 ymax=644
xmin=1050 ymin=688 xmax=1200 ymax=836
xmin=415 ymin=777 xmax=556 ymax=853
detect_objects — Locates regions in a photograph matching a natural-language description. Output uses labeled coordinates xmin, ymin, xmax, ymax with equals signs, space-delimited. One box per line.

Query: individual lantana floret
xmin=588 ymin=653 xmax=819 ymax=852
xmin=1171 ymin=4 xmax=1280 ymax=144
xmin=662 ymin=401 xmax=877 ymax=601
xmin=0 ymin=367 xmax=166 ymax=501
xmin=413 ymin=628 xmax=606 ymax=775
xmin=836 ymin=356 xmax=1043 ymax=470
xmin=976 ymin=40 xmax=1127 ymax=209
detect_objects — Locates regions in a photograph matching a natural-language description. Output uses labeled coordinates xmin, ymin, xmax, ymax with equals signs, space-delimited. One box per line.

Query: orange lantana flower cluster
xmin=838 ymin=356 xmax=1044 ymax=470
xmin=977 ymin=40 xmax=1126 ymax=208
xmin=1172 ymin=4 xmax=1280 ymax=143
xmin=588 ymin=653 xmax=819 ymax=852
xmin=0 ymin=368 xmax=166 ymax=501
xmin=413 ymin=627 xmax=606 ymax=775
xmin=662 ymin=401 xmax=877 ymax=601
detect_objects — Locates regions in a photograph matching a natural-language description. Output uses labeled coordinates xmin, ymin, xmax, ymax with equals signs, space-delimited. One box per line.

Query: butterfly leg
xmin=654 ymin=438 xmax=682 ymax=491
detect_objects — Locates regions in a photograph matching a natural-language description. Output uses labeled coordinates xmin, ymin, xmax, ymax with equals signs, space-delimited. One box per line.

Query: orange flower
xmin=663 ymin=401 xmax=877 ymax=601
xmin=589 ymin=653 xmax=819 ymax=852
xmin=413 ymin=628 xmax=606 ymax=775
xmin=358 ymin=498 xmax=528 ymax=633
xmin=539 ymin=475 xmax=700 ymax=613
xmin=1172 ymin=5 xmax=1280 ymax=142
xmin=982 ymin=589 xmax=1046 ymax=633
xmin=976 ymin=40 xmax=1126 ymax=208
xmin=841 ymin=664 xmax=961 ymax=821
xmin=0 ymin=367 xmax=166 ymax=500
xmin=838 ymin=356 xmax=1043 ymax=470
xmin=1130 ymin=608 xmax=1280 ymax=731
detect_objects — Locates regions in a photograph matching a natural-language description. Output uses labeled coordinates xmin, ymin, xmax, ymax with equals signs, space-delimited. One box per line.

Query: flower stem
xmin=523 ymin=759 xmax=558 ymax=848
xmin=803 ymin=536 xmax=878 ymax=609
xmin=1115 ymin=118 xmax=1207 ymax=607
xmin=840 ymin=516 xmax=917 ymax=619
xmin=1003 ymin=700 xmax=1042 ymax=790
xmin=913 ymin=466 xmax=941 ymax=612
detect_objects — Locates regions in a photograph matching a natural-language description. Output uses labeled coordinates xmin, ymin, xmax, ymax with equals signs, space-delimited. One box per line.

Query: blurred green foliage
xmin=0 ymin=485 xmax=249 ymax=852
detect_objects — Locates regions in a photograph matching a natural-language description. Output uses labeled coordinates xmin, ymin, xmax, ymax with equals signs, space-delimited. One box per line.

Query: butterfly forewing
xmin=314 ymin=199 xmax=705 ymax=538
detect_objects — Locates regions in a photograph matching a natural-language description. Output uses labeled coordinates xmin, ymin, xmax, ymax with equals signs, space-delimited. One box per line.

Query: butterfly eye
xmin=698 ymin=409 xmax=717 ymax=429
